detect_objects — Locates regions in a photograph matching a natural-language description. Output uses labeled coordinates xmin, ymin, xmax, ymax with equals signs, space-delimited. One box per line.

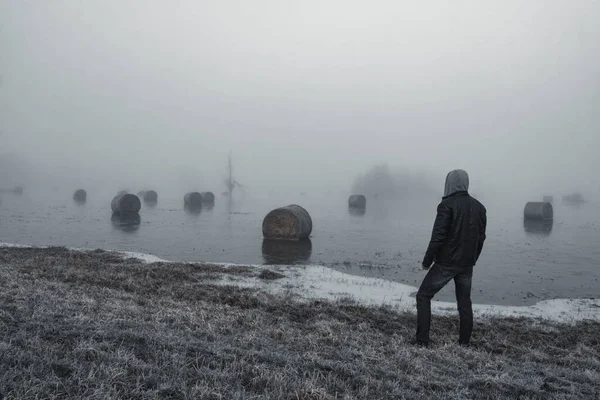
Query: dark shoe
xmin=458 ymin=340 xmax=471 ymax=347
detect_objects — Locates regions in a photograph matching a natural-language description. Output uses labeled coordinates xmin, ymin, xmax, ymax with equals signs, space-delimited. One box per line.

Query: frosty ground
xmin=0 ymin=246 xmax=598 ymax=399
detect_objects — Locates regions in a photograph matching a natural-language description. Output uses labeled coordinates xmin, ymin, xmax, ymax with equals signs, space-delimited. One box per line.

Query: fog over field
xmin=1 ymin=1 xmax=599 ymax=201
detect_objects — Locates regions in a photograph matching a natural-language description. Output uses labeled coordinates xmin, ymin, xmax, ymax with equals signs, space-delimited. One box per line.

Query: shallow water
xmin=1 ymin=189 xmax=599 ymax=306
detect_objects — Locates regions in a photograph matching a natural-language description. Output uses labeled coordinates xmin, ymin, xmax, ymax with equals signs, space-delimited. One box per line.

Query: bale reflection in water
xmin=348 ymin=207 xmax=366 ymax=217
xmin=262 ymin=239 xmax=312 ymax=265
xmin=111 ymin=213 xmax=141 ymax=233
xmin=523 ymin=219 xmax=553 ymax=236
xmin=143 ymin=200 xmax=158 ymax=209
xmin=184 ymin=204 xmax=203 ymax=217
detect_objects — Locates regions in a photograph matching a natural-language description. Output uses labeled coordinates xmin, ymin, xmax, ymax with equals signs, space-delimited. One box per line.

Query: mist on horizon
xmin=1 ymin=1 xmax=599 ymax=202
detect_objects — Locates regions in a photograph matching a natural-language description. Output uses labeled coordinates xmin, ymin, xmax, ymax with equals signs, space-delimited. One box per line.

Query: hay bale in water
xmin=111 ymin=193 xmax=141 ymax=215
xmin=143 ymin=190 xmax=158 ymax=203
xmin=524 ymin=202 xmax=553 ymax=221
xmin=543 ymin=196 xmax=554 ymax=204
xmin=73 ymin=189 xmax=87 ymax=202
xmin=562 ymin=192 xmax=585 ymax=205
xmin=262 ymin=205 xmax=312 ymax=240
xmin=200 ymin=191 xmax=215 ymax=204
xmin=184 ymin=192 xmax=203 ymax=207
xmin=2 ymin=186 xmax=24 ymax=195
xmin=348 ymin=194 xmax=366 ymax=209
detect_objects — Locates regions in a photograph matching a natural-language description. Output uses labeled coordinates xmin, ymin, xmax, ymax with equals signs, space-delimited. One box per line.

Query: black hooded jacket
xmin=423 ymin=170 xmax=487 ymax=268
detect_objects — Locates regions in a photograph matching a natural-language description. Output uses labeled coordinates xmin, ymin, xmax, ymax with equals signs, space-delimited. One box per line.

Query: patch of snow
xmin=213 ymin=264 xmax=600 ymax=323
xmin=0 ymin=242 xmax=37 ymax=248
xmin=2 ymin=243 xmax=598 ymax=322
xmin=118 ymin=251 xmax=167 ymax=264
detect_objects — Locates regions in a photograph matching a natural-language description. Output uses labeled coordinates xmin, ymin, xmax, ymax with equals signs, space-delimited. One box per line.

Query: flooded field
xmin=1 ymin=189 xmax=598 ymax=306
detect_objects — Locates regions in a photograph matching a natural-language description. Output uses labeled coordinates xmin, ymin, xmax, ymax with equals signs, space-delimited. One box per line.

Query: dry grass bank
xmin=0 ymin=247 xmax=598 ymax=399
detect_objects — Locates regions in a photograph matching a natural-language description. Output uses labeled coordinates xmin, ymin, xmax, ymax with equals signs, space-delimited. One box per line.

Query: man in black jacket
xmin=415 ymin=169 xmax=486 ymax=347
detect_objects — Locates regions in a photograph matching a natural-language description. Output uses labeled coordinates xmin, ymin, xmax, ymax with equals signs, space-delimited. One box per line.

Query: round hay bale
xmin=200 ymin=191 xmax=215 ymax=204
xmin=524 ymin=202 xmax=553 ymax=221
xmin=562 ymin=192 xmax=585 ymax=205
xmin=111 ymin=193 xmax=141 ymax=214
xmin=262 ymin=205 xmax=312 ymax=240
xmin=184 ymin=192 xmax=203 ymax=207
xmin=73 ymin=189 xmax=87 ymax=202
xmin=137 ymin=191 xmax=146 ymax=198
xmin=143 ymin=190 xmax=158 ymax=203
xmin=262 ymin=238 xmax=312 ymax=264
xmin=348 ymin=194 xmax=366 ymax=209
xmin=542 ymin=195 xmax=553 ymax=204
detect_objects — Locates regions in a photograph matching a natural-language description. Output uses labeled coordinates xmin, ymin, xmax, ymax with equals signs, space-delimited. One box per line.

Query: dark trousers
xmin=416 ymin=264 xmax=473 ymax=344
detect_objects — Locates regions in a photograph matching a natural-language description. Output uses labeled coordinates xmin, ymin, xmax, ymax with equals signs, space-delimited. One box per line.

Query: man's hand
xmin=422 ymin=262 xmax=433 ymax=271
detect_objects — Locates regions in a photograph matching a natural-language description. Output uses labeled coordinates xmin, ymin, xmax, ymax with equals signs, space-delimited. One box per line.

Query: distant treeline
xmin=351 ymin=164 xmax=438 ymax=200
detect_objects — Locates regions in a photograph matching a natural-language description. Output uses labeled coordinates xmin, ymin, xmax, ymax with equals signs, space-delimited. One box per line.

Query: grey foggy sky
xmin=1 ymin=0 xmax=599 ymax=195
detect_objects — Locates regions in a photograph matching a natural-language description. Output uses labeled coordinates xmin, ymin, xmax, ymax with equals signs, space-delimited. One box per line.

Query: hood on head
xmin=444 ymin=169 xmax=469 ymax=197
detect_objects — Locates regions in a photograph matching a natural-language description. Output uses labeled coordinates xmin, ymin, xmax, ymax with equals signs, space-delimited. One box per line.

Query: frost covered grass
xmin=0 ymin=246 xmax=599 ymax=399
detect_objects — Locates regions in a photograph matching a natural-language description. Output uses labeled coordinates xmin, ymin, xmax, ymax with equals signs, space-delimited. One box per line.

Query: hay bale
xmin=524 ymin=202 xmax=553 ymax=221
xmin=73 ymin=189 xmax=87 ymax=202
xmin=262 ymin=239 xmax=312 ymax=264
xmin=262 ymin=205 xmax=312 ymax=240
xmin=200 ymin=191 xmax=215 ymax=204
xmin=143 ymin=190 xmax=158 ymax=203
xmin=562 ymin=192 xmax=585 ymax=205
xmin=2 ymin=186 xmax=24 ymax=195
xmin=111 ymin=193 xmax=141 ymax=214
xmin=184 ymin=192 xmax=203 ymax=207
xmin=137 ymin=191 xmax=146 ymax=198
xmin=348 ymin=194 xmax=366 ymax=209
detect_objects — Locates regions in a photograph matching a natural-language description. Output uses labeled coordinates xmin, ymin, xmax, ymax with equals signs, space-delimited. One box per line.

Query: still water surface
xmin=1 ymin=189 xmax=598 ymax=306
